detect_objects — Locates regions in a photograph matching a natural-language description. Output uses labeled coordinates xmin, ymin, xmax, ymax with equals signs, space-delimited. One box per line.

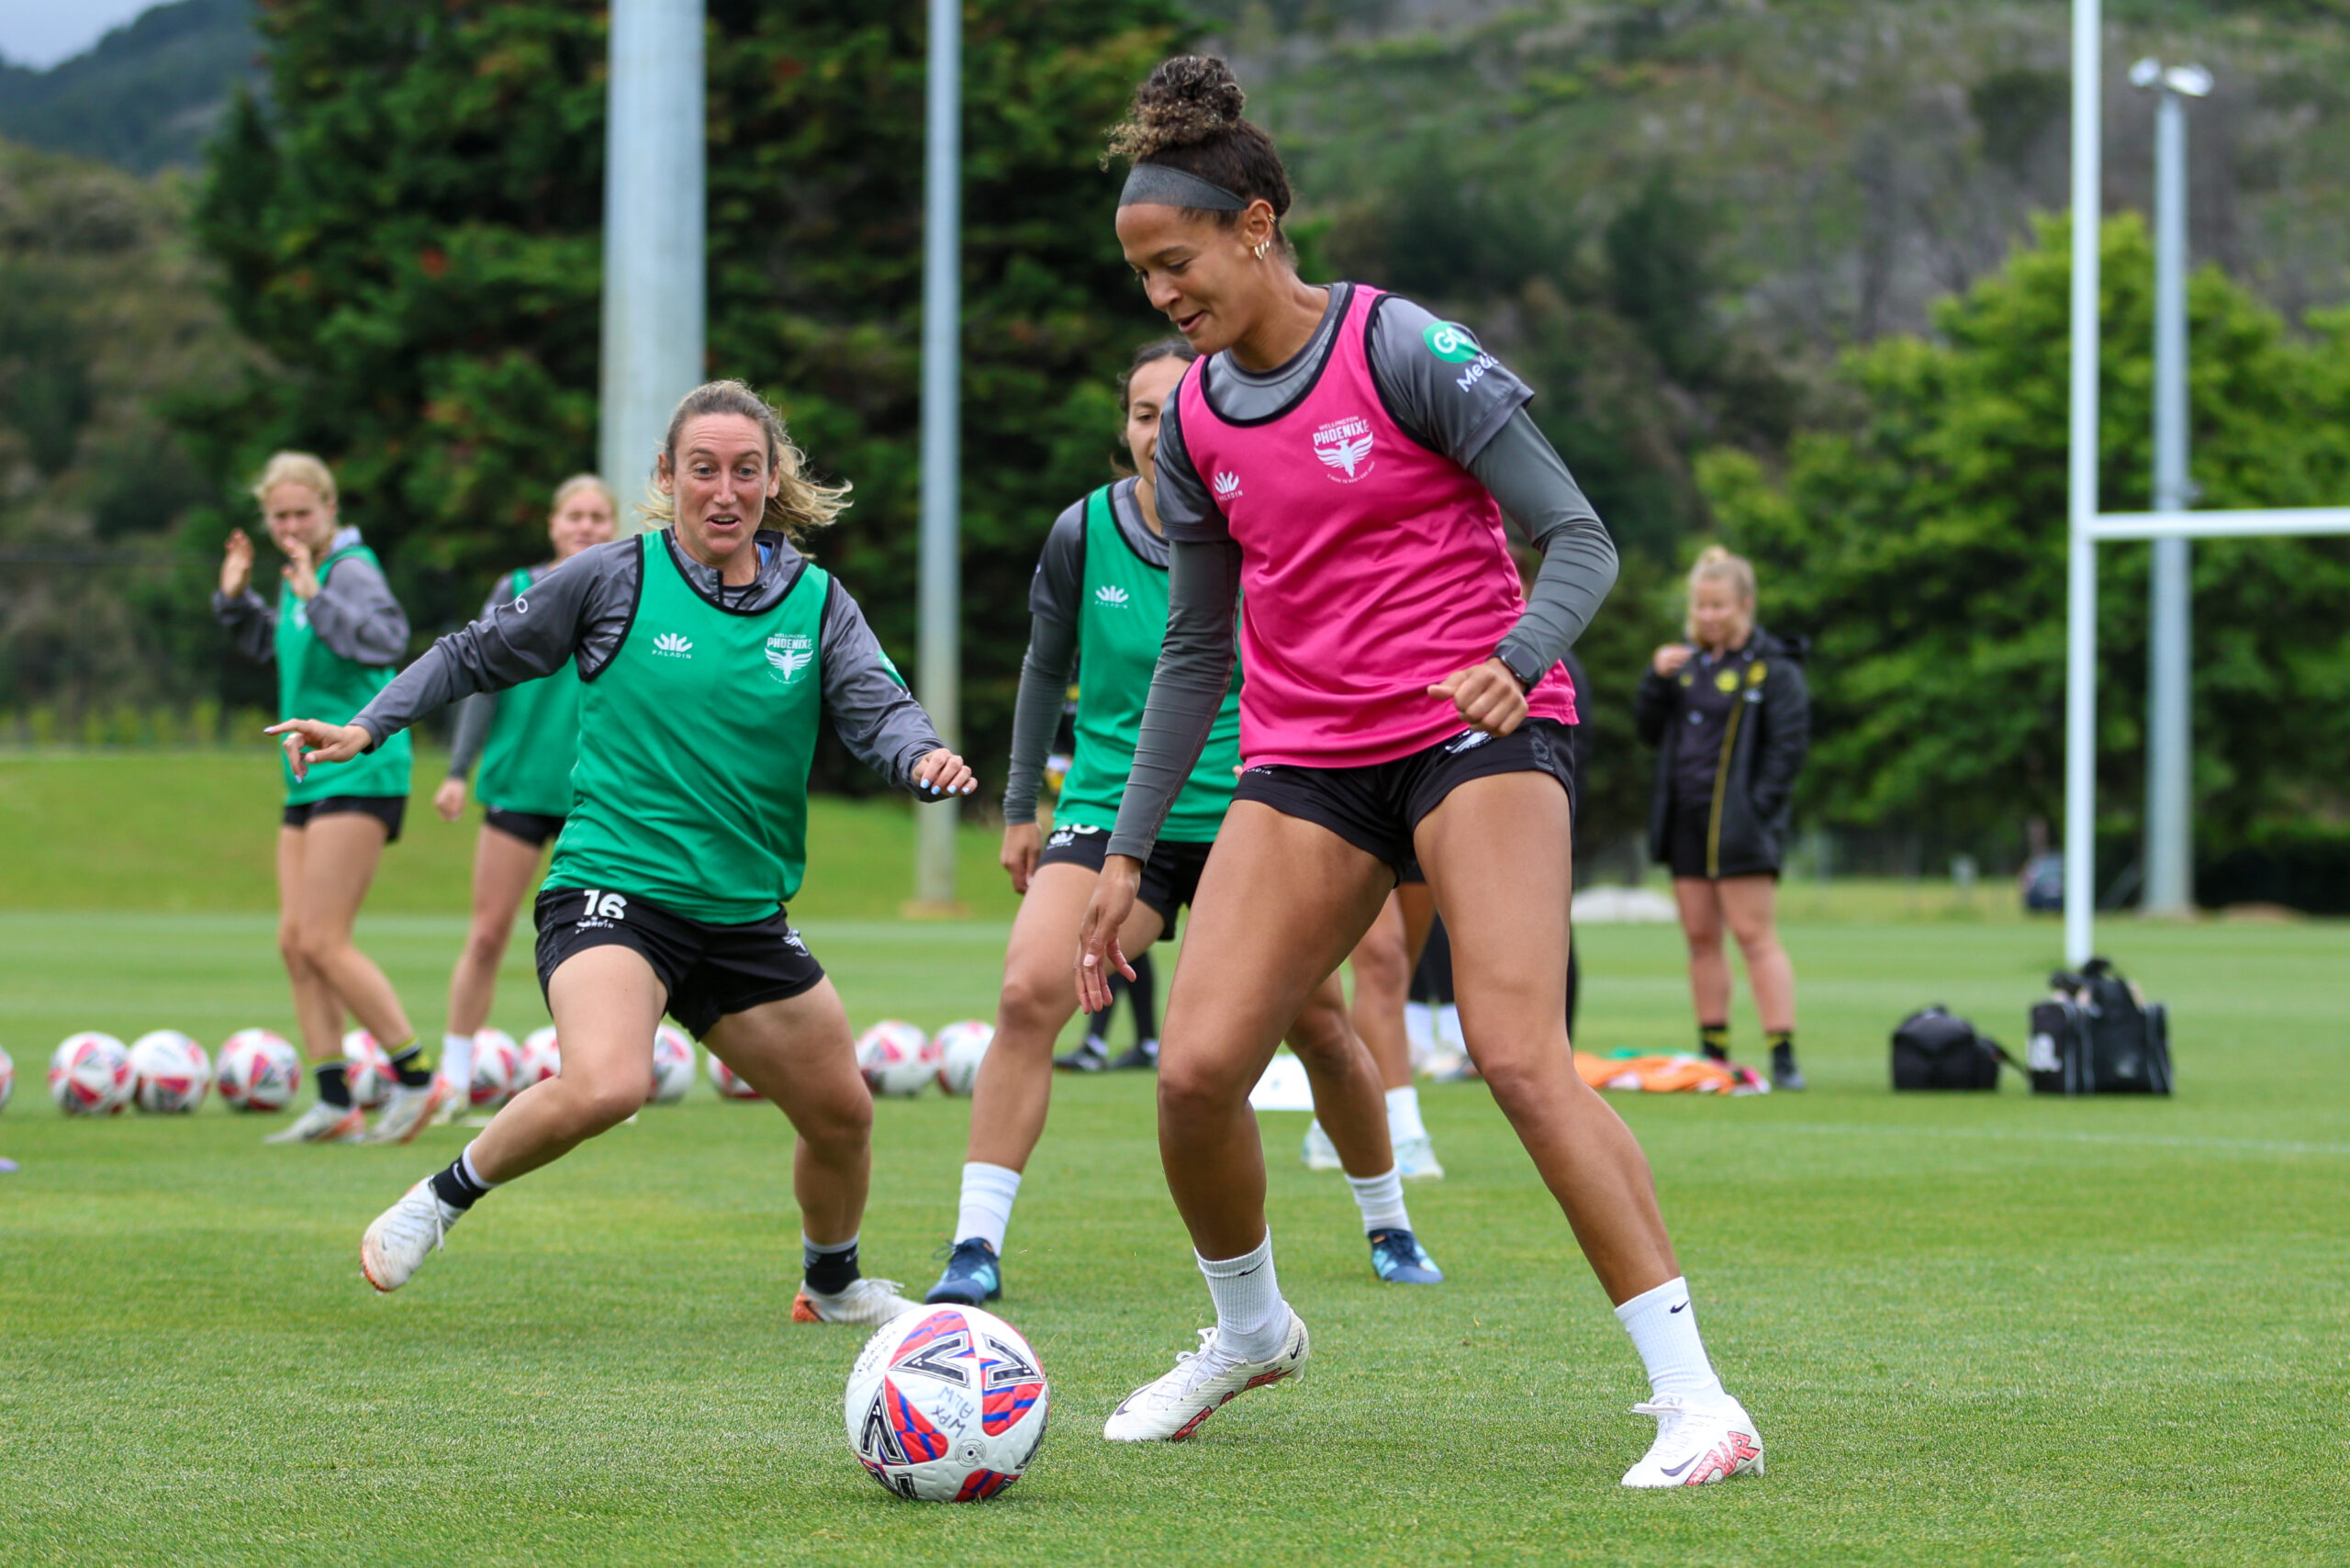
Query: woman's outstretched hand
xmin=1001 ymin=821 xmax=1042 ymax=893
xmin=1429 ymin=657 xmax=1528 ymax=738
xmin=1074 ymin=855 xmax=1142 ymax=1013
xmin=913 ymin=748 xmax=978 ymax=799
xmin=263 ymin=719 xmax=373 ymax=782
xmin=219 ymin=529 xmax=254 ymax=598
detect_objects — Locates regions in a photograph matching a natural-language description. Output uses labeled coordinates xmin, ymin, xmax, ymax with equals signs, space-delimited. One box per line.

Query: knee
xmin=462 ymin=924 xmax=509 ymax=969
xmin=1683 ymin=924 xmax=1724 ymax=958
xmin=276 ymin=925 xmax=309 ymax=974
xmin=1282 ymin=1007 xmax=1356 ymax=1074
xmin=1351 ymin=938 xmax=1408 ymax=1000
xmin=1157 ymin=1057 xmax=1242 ymax=1129
xmin=565 ymin=1070 xmax=652 ymax=1134
xmin=800 ymin=1087 xmax=873 ymax=1152
xmin=996 ymin=963 xmax=1069 ymax=1036
xmin=294 ymin=926 xmax=346 ymax=970
xmin=1473 ymin=1051 xmax=1552 ymax=1118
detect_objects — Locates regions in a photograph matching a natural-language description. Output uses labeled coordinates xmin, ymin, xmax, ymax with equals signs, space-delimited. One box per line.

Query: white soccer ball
xmin=217 ymin=1029 xmax=301 ymax=1112
xmin=709 ymin=1049 xmax=763 ymax=1100
xmin=0 ymin=1045 xmax=12 ymax=1115
xmin=516 ymin=1026 xmax=562 ymax=1091
xmin=469 ymin=1029 xmax=520 ymax=1108
xmin=933 ymin=1021 xmax=994 ymax=1096
xmin=341 ymin=1029 xmax=394 ymax=1109
xmin=129 ymin=1030 xmax=211 ymax=1114
xmin=649 ymin=1024 xmax=697 ymax=1103
xmin=50 ymin=1033 xmax=133 ymax=1115
xmin=845 ymin=1305 xmax=1049 ymax=1503
xmin=857 ymin=1020 xmax=937 ymax=1098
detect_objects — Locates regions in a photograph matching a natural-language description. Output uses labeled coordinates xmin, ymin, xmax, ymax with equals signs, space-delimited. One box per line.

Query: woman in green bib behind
xmin=269 ymin=381 xmax=976 ymax=1324
xmin=923 ymin=342 xmax=1437 ymax=1312
xmin=402 ymin=473 xmax=620 ymax=1139
xmin=214 ymin=452 xmax=442 ymax=1146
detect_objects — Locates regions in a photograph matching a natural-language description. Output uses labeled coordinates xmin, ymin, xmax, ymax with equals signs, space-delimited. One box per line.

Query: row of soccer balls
xmin=17 ymin=1018 xmax=998 ymax=1117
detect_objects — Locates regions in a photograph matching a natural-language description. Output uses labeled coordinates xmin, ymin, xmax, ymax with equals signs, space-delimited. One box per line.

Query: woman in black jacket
xmin=1635 ymin=547 xmax=1810 ymax=1090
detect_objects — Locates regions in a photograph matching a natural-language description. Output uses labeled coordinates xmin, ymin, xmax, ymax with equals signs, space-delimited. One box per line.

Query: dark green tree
xmin=185 ymin=0 xmax=1190 ymax=784
xmin=1699 ymin=214 xmax=2350 ymax=850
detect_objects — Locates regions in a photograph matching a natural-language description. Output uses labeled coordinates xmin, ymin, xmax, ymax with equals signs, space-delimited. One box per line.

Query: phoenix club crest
xmin=1312 ymin=416 xmax=1376 ymax=483
xmin=766 ymin=633 xmax=814 ymax=683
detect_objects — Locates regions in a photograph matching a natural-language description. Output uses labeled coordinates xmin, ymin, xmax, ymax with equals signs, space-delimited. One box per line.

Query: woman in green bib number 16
xmin=214 ymin=452 xmax=446 ymax=1145
xmin=407 ymin=473 xmax=621 ymax=1136
xmin=268 ymin=382 xmax=976 ymax=1323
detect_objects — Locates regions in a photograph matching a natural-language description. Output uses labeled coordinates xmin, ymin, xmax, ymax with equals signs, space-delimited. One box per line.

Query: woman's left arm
xmin=816 ymin=580 xmax=971 ymax=799
xmin=1472 ymin=411 xmax=1620 ymax=681
xmin=1749 ymin=658 xmax=1811 ymax=820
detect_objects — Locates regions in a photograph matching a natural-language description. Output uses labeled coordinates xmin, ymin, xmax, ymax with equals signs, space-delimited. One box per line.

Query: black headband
xmin=1118 ymin=162 xmax=1249 ymax=212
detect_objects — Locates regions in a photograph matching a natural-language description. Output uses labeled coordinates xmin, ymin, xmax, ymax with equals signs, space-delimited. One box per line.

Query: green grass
xmin=1 ymin=756 xmax=2346 ymax=1565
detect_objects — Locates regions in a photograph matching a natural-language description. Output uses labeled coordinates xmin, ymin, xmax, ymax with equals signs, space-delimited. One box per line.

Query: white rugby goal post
xmin=2062 ymin=0 xmax=2350 ymax=965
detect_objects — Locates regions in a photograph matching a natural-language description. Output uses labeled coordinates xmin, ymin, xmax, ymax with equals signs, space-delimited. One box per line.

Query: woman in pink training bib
xmin=1075 ymin=57 xmax=1764 ymax=1488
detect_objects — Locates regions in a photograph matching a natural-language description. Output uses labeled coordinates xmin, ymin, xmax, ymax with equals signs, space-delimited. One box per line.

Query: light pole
xmin=912 ymin=0 xmax=963 ymax=913
xmin=599 ymin=0 xmax=706 ymax=521
xmin=2129 ymin=57 xmax=2210 ymax=918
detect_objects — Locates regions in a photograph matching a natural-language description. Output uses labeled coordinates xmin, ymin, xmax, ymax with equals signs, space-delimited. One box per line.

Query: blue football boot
xmin=923 ymin=1237 xmax=1003 ymax=1305
xmin=1368 ymin=1227 xmax=1444 ymax=1284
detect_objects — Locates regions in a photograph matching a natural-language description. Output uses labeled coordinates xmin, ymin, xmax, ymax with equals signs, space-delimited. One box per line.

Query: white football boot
xmin=1102 ymin=1308 xmax=1310 ymax=1442
xmin=790 ymin=1277 xmax=918 ymax=1327
xmin=1619 ymin=1394 xmax=1766 ymax=1487
xmin=1393 ymin=1133 xmax=1446 ymax=1181
xmin=361 ymin=1179 xmax=464 ymax=1293
xmin=427 ymin=1077 xmax=466 ymax=1126
xmin=264 ymin=1100 xmax=366 ymax=1144
xmin=1300 ymin=1120 xmax=1343 ymax=1171
xmin=363 ymin=1077 xmax=457 ymax=1145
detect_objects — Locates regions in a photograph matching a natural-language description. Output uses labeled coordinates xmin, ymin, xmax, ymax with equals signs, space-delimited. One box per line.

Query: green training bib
xmin=1053 ymin=486 xmax=1240 ymax=843
xmin=546 ymin=533 xmax=827 ymax=923
xmin=276 ymin=543 xmax=412 ymax=806
xmin=475 ymin=566 xmax=582 ymax=818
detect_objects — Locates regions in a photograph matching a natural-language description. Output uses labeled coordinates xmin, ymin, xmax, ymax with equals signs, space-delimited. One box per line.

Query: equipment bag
xmin=1890 ymin=1006 xmax=2016 ymax=1091
xmin=2027 ymin=958 xmax=2174 ymax=1096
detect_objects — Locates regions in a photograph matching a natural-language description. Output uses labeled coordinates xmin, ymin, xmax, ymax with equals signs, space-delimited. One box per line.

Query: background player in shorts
xmin=925 ymin=341 xmax=1438 ymax=1309
xmin=268 ymin=380 xmax=975 ymax=1327
xmin=214 ymin=451 xmax=448 ymax=1143
xmin=1074 ymin=58 xmax=1763 ymax=1485
xmin=400 ymin=473 xmax=620 ymax=1135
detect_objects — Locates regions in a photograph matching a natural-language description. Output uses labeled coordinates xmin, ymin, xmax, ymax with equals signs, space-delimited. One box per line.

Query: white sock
xmin=440 ymin=1032 xmax=473 ymax=1090
xmin=955 ymin=1161 xmax=1022 ymax=1253
xmin=1343 ymin=1166 xmax=1410 ymax=1234
xmin=457 ymin=1142 xmax=498 ymax=1192
xmin=1404 ymin=1002 xmax=1436 ymax=1069
xmin=1198 ymin=1232 xmax=1286 ymax=1361
xmin=1436 ymin=1003 xmax=1465 ymax=1051
xmin=1614 ymin=1276 xmax=1728 ymax=1405
xmin=1384 ymin=1084 xmax=1427 ymax=1143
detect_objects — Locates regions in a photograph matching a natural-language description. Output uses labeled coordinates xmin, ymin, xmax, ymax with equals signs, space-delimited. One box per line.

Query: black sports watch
xmin=1494 ymin=644 xmax=1549 ymax=692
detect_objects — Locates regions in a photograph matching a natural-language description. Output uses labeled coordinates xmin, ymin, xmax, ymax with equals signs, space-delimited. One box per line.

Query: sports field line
xmin=1764 ymin=1120 xmax=2350 ymax=1158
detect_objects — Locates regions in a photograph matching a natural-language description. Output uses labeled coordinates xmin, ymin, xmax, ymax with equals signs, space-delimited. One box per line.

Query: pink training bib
xmin=1177 ymin=286 xmax=1576 ymax=768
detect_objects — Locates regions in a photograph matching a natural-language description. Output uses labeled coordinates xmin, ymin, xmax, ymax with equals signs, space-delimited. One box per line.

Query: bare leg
xmin=1157 ymin=803 xmax=1392 ymax=1260
xmin=1396 ymin=880 xmax=1438 ymax=967
xmin=275 ymin=827 xmax=344 ymax=1063
xmin=1419 ymin=775 xmax=1679 ymax=1305
xmin=465 ymin=945 xmax=666 ymax=1182
xmin=1673 ymin=878 xmax=1731 ymax=1028
xmin=705 ymin=980 xmax=878 ymax=1248
xmin=446 ymin=824 xmax=543 ymax=1036
xmin=1718 ymin=876 xmax=1795 ymax=1034
xmin=1346 ymin=897 xmax=1414 ymax=1091
xmin=965 ymin=863 xmax=1165 ymax=1171
xmin=1283 ymin=972 xmax=1394 ymax=1178
xmin=292 ymin=812 xmax=413 ymax=1045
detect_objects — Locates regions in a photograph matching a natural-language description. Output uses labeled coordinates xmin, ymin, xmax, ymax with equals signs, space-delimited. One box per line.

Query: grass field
xmin=2 ymin=755 xmax=2345 ymax=1565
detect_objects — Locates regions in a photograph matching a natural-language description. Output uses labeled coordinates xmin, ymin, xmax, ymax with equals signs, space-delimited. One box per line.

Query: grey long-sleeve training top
xmin=348 ymin=529 xmax=946 ymax=794
xmin=1103 ymin=285 xmax=1622 ymax=861
xmin=211 ymin=525 xmax=410 ymax=667
xmin=443 ymin=566 xmax=551 ymax=780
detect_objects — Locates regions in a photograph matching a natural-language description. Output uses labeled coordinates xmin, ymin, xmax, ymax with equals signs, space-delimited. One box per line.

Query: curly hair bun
xmin=1113 ymin=55 xmax=1248 ymax=161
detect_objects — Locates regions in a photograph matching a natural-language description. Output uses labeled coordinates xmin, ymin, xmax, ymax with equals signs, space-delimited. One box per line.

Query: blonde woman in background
xmin=1634 ymin=546 xmax=1811 ymax=1090
xmin=386 ymin=475 xmax=620 ymax=1139
xmin=215 ymin=452 xmax=446 ymax=1142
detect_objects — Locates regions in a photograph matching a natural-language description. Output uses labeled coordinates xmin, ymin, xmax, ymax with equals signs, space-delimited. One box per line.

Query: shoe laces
xmin=1142 ymin=1327 xmax=1234 ymax=1407
xmin=389 ymin=1186 xmax=450 ymax=1254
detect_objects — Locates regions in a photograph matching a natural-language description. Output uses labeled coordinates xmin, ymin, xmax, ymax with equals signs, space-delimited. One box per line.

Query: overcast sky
xmin=0 ymin=0 xmax=158 ymax=70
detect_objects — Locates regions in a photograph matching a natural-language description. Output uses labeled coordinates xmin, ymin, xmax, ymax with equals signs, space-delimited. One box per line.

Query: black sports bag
xmin=1891 ymin=1006 xmax=2016 ymax=1091
xmin=2027 ymin=958 xmax=2174 ymax=1096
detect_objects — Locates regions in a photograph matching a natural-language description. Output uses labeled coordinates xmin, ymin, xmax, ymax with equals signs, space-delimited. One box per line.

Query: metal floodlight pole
xmin=2064 ymin=0 xmax=2102 ymax=969
xmin=599 ymin=0 xmax=706 ymax=523
xmin=914 ymin=0 xmax=963 ymax=909
xmin=2134 ymin=59 xmax=2210 ymax=917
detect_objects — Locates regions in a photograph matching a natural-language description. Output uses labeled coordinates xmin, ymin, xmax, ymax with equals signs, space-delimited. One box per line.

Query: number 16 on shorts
xmin=577 ymin=889 xmax=629 ymax=927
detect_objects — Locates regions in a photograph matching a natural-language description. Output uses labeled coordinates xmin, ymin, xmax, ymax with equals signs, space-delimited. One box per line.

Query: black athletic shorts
xmin=282 ymin=794 xmax=406 ymax=845
xmin=484 ymin=807 xmax=566 ymax=848
xmin=1232 ymin=719 xmax=1577 ymax=881
xmin=1663 ymin=800 xmax=1778 ymax=881
xmin=1036 ymin=823 xmax=1212 ymax=940
xmin=532 ymin=886 xmax=825 ymax=1039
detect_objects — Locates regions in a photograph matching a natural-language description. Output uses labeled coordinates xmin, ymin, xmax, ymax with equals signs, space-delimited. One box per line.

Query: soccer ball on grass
xmin=129 ymin=1030 xmax=211 ymax=1114
xmin=217 ymin=1029 xmax=301 ymax=1112
xmin=933 ymin=1022 xmax=994 ymax=1097
xmin=857 ymin=1021 xmax=937 ymax=1098
xmin=845 ymin=1305 xmax=1048 ymax=1502
xmin=50 ymin=1033 xmax=134 ymax=1115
